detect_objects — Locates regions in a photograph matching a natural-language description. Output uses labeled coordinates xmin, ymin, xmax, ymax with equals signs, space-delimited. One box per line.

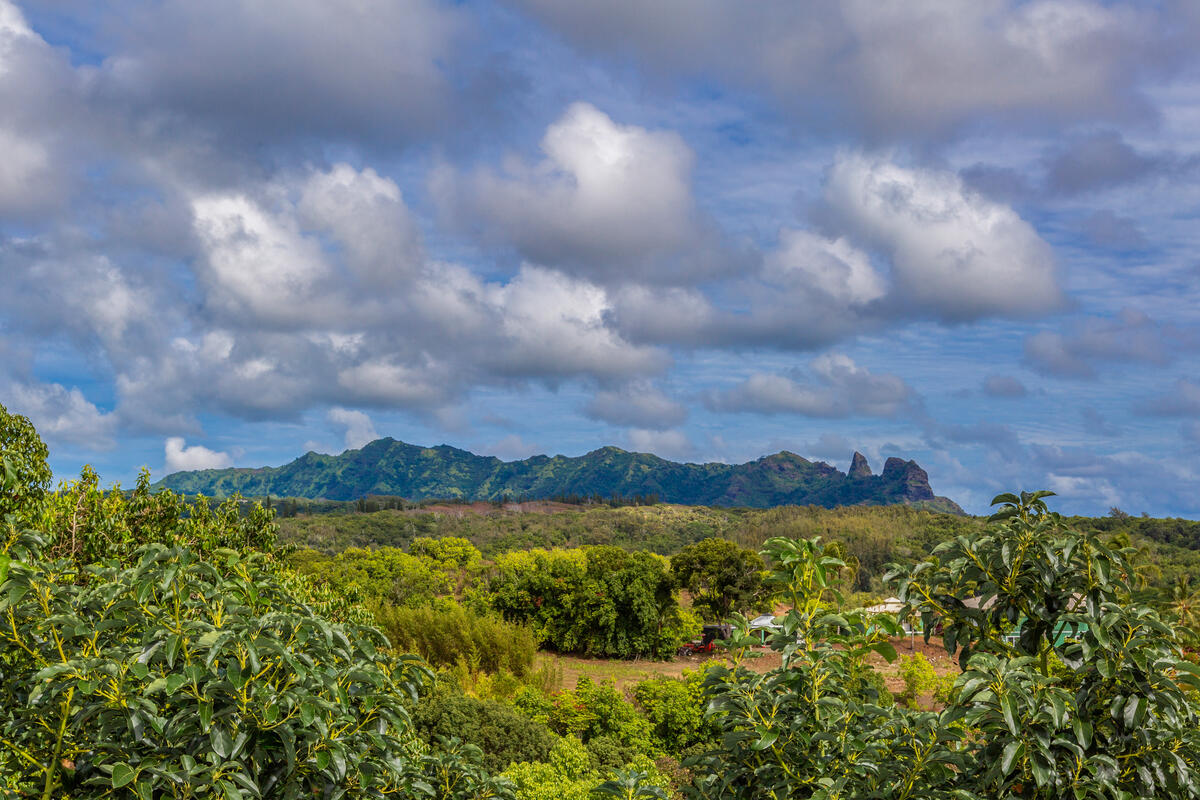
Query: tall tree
xmin=671 ymin=538 xmax=767 ymax=621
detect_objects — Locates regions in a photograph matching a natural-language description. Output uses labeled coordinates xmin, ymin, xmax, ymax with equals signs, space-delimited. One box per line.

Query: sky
xmin=2 ymin=0 xmax=1200 ymax=516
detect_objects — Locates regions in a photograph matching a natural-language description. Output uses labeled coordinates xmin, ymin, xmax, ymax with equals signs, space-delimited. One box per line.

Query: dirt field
xmin=539 ymin=635 xmax=960 ymax=695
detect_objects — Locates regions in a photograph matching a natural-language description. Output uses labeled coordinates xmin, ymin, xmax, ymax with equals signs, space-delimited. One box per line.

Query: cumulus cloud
xmin=763 ymin=230 xmax=885 ymax=308
xmin=584 ymin=383 xmax=688 ymax=430
xmin=327 ymin=407 xmax=379 ymax=450
xmin=610 ymin=228 xmax=884 ymax=351
xmin=164 ymin=437 xmax=232 ymax=472
xmin=6 ymin=381 xmax=117 ymax=449
xmin=1024 ymin=309 xmax=1190 ymax=378
xmin=706 ymin=354 xmax=914 ymax=418
xmin=820 ymin=153 xmax=1063 ymax=320
xmin=982 ymin=375 xmax=1028 ymax=398
xmin=190 ymin=164 xmax=424 ymax=328
xmin=433 ymin=102 xmax=733 ymax=282
xmin=507 ymin=0 xmax=1176 ymax=138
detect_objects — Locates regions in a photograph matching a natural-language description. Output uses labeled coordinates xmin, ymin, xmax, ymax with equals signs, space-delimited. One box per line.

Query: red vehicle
xmin=677 ymin=624 xmax=732 ymax=657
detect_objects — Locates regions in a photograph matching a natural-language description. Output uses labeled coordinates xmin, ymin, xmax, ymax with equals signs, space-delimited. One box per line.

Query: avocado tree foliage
xmin=0 ymin=408 xmax=513 ymax=799
xmin=0 ymin=401 xmax=52 ymax=525
xmin=0 ymin=532 xmax=514 ymax=799
xmin=889 ymin=490 xmax=1200 ymax=798
xmin=687 ymin=493 xmax=1200 ymax=800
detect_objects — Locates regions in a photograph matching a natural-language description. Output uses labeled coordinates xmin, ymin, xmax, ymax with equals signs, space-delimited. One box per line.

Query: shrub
xmin=0 ymin=402 xmax=51 ymax=525
xmin=0 ymin=534 xmax=511 ymax=798
xmin=374 ymin=599 xmax=537 ymax=676
xmin=896 ymin=653 xmax=939 ymax=709
xmin=632 ymin=671 xmax=720 ymax=754
xmin=412 ymin=680 xmax=558 ymax=774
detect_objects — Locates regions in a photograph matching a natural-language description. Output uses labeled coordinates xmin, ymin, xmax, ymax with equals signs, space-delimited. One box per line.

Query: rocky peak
xmin=848 ymin=451 xmax=872 ymax=478
xmin=881 ymin=457 xmax=935 ymax=501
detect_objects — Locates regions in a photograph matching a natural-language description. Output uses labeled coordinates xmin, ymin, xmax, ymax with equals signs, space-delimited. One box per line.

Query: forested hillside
xmin=156 ymin=438 xmax=964 ymax=512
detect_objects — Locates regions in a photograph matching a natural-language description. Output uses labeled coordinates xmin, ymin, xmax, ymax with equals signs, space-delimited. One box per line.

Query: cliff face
xmin=156 ymin=440 xmax=965 ymax=513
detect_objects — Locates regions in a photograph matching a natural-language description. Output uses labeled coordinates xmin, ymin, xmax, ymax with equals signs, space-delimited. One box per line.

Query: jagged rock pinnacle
xmin=849 ymin=451 xmax=872 ymax=478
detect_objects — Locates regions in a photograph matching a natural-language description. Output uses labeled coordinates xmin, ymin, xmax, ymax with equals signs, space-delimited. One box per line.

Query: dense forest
xmin=4 ymin=401 xmax=1200 ymax=799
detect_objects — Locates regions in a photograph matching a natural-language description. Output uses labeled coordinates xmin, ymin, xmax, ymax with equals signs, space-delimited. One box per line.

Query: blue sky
xmin=3 ymin=0 xmax=1200 ymax=515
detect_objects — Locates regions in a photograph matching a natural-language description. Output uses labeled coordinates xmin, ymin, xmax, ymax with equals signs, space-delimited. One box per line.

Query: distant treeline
xmin=251 ymin=491 xmax=662 ymax=518
xmin=273 ymin=501 xmax=1200 ymax=594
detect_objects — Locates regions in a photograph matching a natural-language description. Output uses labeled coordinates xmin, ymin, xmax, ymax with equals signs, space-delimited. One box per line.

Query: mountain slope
xmin=156 ymin=439 xmax=964 ymax=513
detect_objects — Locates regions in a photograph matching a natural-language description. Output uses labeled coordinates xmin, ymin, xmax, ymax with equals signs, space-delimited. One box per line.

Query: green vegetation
xmin=670 ymin=538 xmax=767 ymax=621
xmin=276 ymin=500 xmax=1200 ymax=601
xmin=692 ymin=497 xmax=1200 ymax=798
xmin=155 ymin=438 xmax=962 ymax=512
xmin=486 ymin=547 xmax=690 ymax=659
xmin=6 ymin=404 xmax=1200 ymax=799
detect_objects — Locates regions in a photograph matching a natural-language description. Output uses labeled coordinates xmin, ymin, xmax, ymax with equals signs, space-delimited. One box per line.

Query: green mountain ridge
xmin=155 ymin=438 xmax=965 ymax=513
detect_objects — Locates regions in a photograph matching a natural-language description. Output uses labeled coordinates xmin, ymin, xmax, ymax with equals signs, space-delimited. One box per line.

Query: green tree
xmin=671 ymin=538 xmax=766 ymax=621
xmin=0 ymin=533 xmax=514 ymax=798
xmin=0 ymin=401 xmax=52 ymax=526
xmin=486 ymin=547 xmax=686 ymax=659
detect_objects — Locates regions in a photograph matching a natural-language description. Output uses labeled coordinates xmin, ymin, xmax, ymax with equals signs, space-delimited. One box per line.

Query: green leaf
xmin=219 ymin=779 xmax=242 ymax=800
xmin=751 ymin=729 xmax=779 ymax=750
xmin=210 ymin=726 xmax=233 ymax=759
xmin=868 ymin=640 xmax=897 ymax=662
xmin=1000 ymin=740 xmax=1025 ymax=776
xmin=111 ymin=763 xmax=136 ymax=788
xmin=1001 ymin=694 xmax=1020 ymax=736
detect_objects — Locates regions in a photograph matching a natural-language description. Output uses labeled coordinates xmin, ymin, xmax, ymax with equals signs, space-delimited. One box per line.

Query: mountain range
xmin=156 ymin=439 xmax=964 ymax=513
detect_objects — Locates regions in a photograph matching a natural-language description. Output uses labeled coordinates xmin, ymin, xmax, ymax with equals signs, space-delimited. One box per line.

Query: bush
xmin=374 ymin=599 xmax=537 ymax=676
xmin=896 ymin=653 xmax=938 ymax=709
xmin=412 ymin=680 xmax=558 ymax=774
xmin=632 ymin=671 xmax=720 ymax=754
xmin=0 ymin=534 xmax=511 ymax=798
xmin=0 ymin=402 xmax=51 ymax=525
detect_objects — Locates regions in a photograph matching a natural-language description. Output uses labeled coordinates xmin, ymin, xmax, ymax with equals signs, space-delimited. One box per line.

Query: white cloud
xmin=764 ymin=229 xmax=885 ymax=308
xmin=434 ymin=102 xmax=722 ymax=281
xmin=327 ymin=407 xmax=379 ymax=450
xmin=821 ymin=153 xmax=1063 ymax=320
xmin=484 ymin=265 xmax=669 ymax=380
xmin=164 ymin=437 xmax=232 ymax=472
xmin=190 ymin=163 xmax=422 ymax=328
xmin=707 ymin=354 xmax=914 ymax=418
xmin=297 ymin=164 xmax=424 ymax=288
xmin=7 ymin=381 xmax=117 ymax=449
